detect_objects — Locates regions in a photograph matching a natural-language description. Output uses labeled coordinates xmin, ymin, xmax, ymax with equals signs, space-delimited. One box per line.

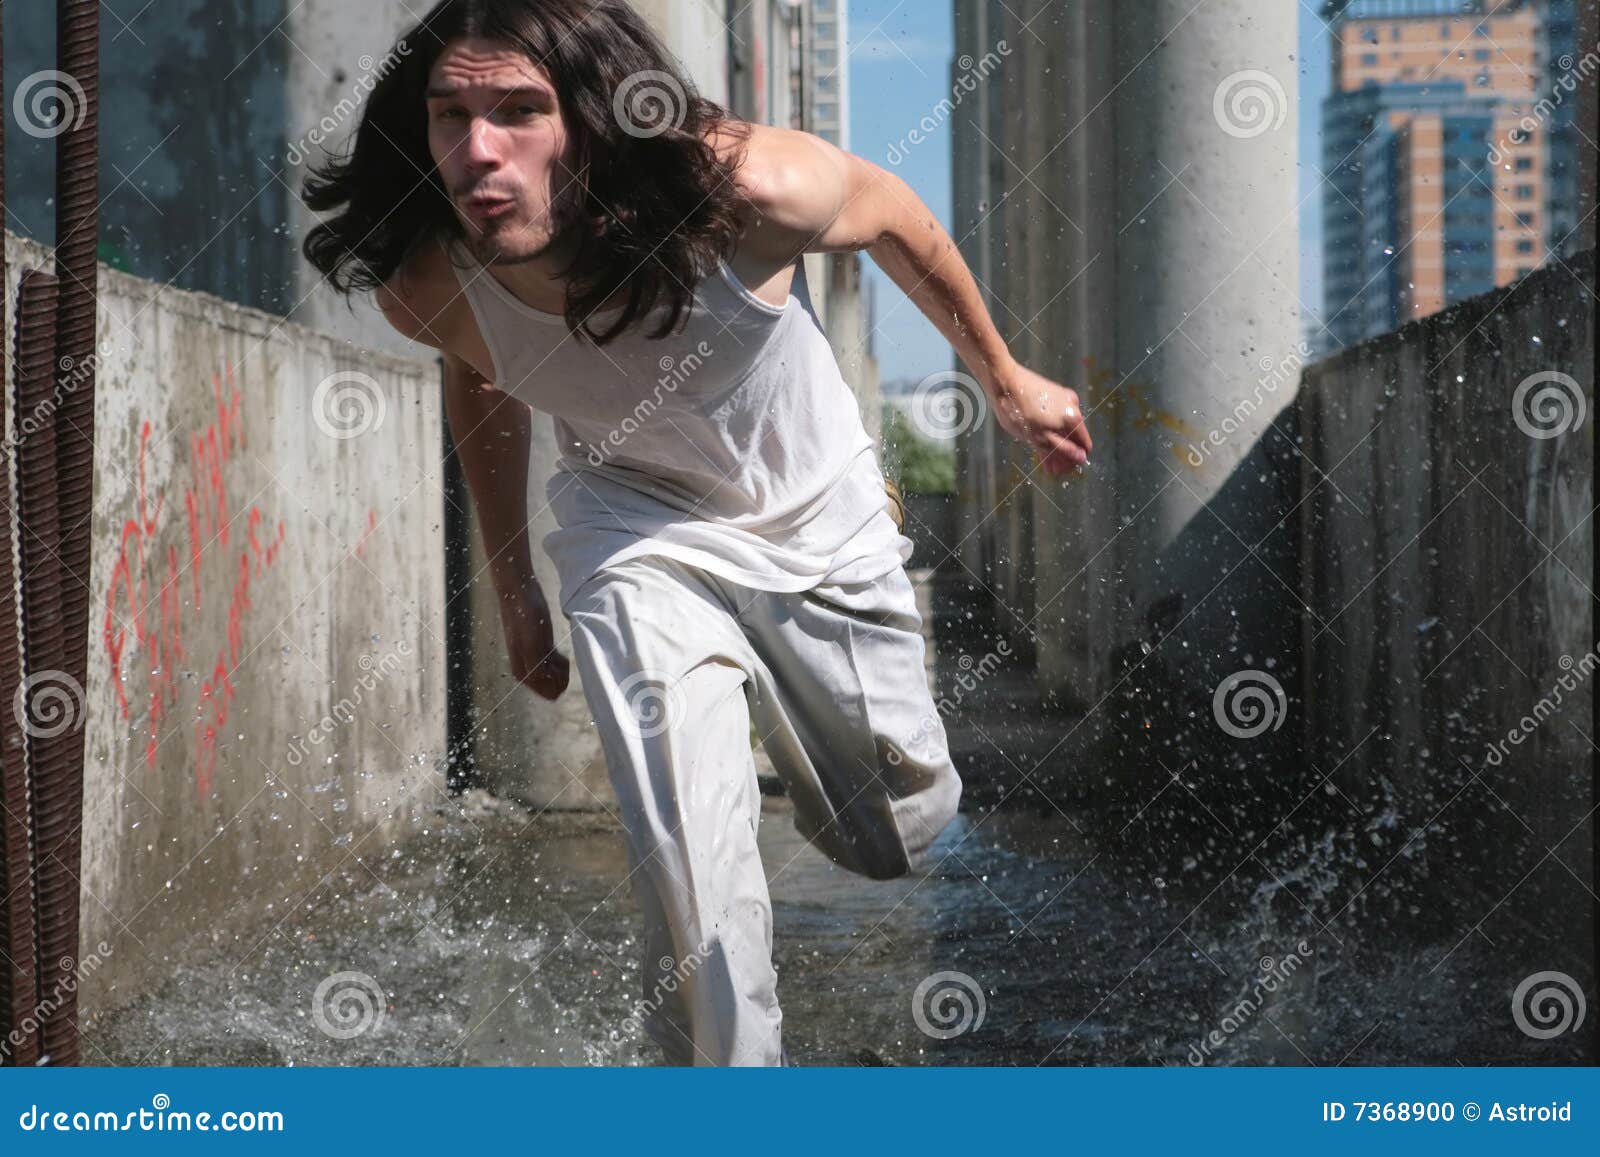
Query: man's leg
xmin=732 ymin=560 xmax=964 ymax=881
xmin=564 ymin=556 xmax=783 ymax=1066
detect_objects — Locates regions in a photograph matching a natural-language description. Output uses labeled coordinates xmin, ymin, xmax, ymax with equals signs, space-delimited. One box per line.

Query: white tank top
xmin=445 ymin=237 xmax=910 ymax=613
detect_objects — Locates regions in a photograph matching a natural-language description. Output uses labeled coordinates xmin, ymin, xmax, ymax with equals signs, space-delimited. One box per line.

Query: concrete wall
xmin=1299 ymin=250 xmax=1594 ymax=959
xmin=4 ymin=229 xmax=447 ymax=1013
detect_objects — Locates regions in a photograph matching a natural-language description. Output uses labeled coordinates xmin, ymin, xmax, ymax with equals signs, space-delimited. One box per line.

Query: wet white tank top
xmin=445 ymin=237 xmax=910 ymax=613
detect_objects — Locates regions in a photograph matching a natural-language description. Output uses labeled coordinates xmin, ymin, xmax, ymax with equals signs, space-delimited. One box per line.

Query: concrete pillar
xmin=950 ymin=0 xmax=1001 ymax=586
xmin=1021 ymin=0 xmax=1301 ymax=710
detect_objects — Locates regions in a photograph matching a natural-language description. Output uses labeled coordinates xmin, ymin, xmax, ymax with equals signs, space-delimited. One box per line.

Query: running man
xmin=302 ymin=0 xmax=1091 ymax=1067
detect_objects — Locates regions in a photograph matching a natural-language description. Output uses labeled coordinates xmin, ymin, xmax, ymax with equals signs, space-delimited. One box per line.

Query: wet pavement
xmin=83 ymin=781 xmax=1575 ymax=1067
xmin=82 ymin=571 xmax=1591 ymax=1067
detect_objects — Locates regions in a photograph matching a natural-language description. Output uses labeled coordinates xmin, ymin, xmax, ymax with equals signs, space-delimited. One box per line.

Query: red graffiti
xmin=103 ymin=365 xmax=289 ymax=799
xmin=353 ymin=509 xmax=379 ymax=560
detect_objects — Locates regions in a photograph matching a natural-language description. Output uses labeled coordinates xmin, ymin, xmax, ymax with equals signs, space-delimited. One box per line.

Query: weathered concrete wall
xmin=4 ymin=229 xmax=447 ymax=1014
xmin=1299 ymin=250 xmax=1594 ymax=961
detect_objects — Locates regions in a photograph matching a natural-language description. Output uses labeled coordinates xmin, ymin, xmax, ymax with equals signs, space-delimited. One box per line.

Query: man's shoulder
xmin=375 ymin=233 xmax=456 ymax=350
xmin=710 ymin=121 xmax=848 ymax=260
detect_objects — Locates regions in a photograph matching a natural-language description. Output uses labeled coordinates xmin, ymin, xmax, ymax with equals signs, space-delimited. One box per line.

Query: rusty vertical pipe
xmin=0 ymin=0 xmax=46 ymax=1069
xmin=0 ymin=455 xmax=39 ymax=1068
xmin=0 ymin=480 xmax=39 ymax=1069
xmin=13 ymin=272 xmax=68 ymax=1066
xmin=36 ymin=0 xmax=100 ymax=1069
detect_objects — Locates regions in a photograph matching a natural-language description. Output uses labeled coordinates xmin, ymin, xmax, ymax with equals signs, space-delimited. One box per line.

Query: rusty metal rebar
xmin=32 ymin=0 xmax=101 ymax=1069
xmin=0 ymin=0 xmax=46 ymax=1068
xmin=13 ymin=272 xmax=68 ymax=1066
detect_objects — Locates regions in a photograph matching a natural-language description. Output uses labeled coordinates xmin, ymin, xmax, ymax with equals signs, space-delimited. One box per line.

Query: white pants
xmin=564 ymin=553 xmax=963 ymax=1066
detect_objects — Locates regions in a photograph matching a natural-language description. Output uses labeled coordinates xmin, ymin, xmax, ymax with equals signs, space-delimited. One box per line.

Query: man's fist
xmin=990 ymin=362 xmax=1093 ymax=478
xmin=498 ymin=581 xmax=571 ymax=701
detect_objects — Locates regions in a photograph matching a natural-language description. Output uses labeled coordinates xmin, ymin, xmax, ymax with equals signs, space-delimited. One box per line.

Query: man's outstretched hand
xmin=989 ymin=362 xmax=1093 ymax=478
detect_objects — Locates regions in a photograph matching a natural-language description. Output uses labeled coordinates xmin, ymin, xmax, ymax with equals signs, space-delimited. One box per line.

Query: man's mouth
xmin=463 ymin=195 xmax=516 ymax=221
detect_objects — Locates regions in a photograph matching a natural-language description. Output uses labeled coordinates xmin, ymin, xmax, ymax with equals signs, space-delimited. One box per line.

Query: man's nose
xmin=463 ymin=119 xmax=504 ymax=167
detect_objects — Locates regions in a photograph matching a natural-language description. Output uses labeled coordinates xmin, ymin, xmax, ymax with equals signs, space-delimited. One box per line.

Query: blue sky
xmin=848 ymin=1 xmax=1331 ymax=383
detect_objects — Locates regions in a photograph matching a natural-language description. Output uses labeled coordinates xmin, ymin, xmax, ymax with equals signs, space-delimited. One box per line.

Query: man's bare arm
xmin=377 ymin=273 xmax=569 ymax=699
xmin=439 ymin=354 xmax=539 ymax=599
xmin=732 ymin=124 xmax=1091 ymax=476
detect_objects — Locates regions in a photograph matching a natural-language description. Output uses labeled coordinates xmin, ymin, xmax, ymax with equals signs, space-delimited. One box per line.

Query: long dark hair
xmin=301 ymin=0 xmax=751 ymax=344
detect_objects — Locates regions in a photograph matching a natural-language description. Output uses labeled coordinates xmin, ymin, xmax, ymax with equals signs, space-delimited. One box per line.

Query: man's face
xmin=426 ymin=37 xmax=577 ymax=264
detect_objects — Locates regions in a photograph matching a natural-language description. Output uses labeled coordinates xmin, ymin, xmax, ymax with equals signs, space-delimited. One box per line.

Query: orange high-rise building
xmin=1322 ymin=1 xmax=1553 ymax=348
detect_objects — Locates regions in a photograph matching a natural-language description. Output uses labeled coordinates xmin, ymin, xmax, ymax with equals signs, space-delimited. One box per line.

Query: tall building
xmin=1320 ymin=0 xmax=1558 ymax=351
xmin=808 ymin=0 xmax=850 ymax=149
